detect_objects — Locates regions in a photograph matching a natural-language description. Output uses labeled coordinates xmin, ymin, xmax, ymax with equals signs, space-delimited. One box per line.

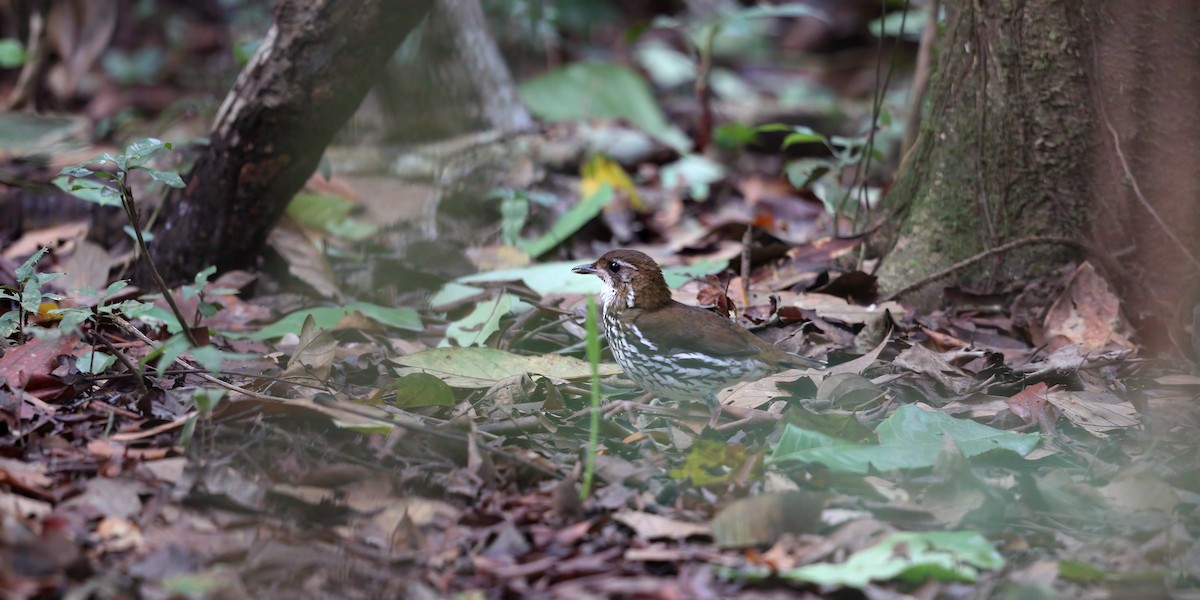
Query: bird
xmin=572 ymin=249 xmax=823 ymax=427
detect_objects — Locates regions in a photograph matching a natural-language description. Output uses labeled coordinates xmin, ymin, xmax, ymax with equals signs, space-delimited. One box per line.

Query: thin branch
xmin=882 ymin=235 xmax=1081 ymax=301
xmin=1105 ymin=119 xmax=1200 ymax=273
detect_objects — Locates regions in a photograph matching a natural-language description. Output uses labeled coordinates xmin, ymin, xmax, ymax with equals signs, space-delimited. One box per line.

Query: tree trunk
xmin=876 ymin=0 xmax=1200 ymax=353
xmin=147 ymin=0 xmax=433 ymax=284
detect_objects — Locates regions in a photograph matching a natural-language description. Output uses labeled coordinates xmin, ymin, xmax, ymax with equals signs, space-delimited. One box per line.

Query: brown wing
xmin=631 ymin=302 xmax=774 ymax=358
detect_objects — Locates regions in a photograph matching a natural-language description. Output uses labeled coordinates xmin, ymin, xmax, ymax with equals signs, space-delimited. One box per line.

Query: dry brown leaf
xmin=266 ymin=215 xmax=342 ymax=300
xmin=1043 ymin=390 xmax=1138 ymax=438
xmin=613 ymin=511 xmax=711 ymax=541
xmin=2 ymin=221 xmax=89 ymax=259
xmin=1042 ymin=261 xmax=1133 ymax=352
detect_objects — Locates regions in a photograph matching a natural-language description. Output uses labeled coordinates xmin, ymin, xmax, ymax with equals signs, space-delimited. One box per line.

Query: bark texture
xmin=148 ymin=0 xmax=433 ymax=283
xmin=877 ymin=0 xmax=1200 ymax=351
xmin=877 ymin=0 xmax=1094 ymax=308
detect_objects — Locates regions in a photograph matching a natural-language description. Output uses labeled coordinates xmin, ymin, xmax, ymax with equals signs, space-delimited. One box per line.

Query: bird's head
xmin=572 ymin=249 xmax=672 ymax=311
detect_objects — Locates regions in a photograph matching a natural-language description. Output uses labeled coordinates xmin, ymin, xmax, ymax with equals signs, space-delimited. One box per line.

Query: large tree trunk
xmin=876 ymin=0 xmax=1200 ymax=354
xmin=147 ymin=0 xmax=433 ymax=284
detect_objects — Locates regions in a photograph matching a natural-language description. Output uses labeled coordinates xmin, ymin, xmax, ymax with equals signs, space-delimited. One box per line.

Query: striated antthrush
xmin=573 ymin=249 xmax=823 ymax=426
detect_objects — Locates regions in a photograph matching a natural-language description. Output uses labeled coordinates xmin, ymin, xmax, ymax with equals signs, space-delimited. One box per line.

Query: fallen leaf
xmin=613 ymin=511 xmax=711 ymax=540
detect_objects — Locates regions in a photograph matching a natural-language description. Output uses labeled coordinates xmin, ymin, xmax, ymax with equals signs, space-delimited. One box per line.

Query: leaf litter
xmin=0 ymin=11 xmax=1197 ymax=600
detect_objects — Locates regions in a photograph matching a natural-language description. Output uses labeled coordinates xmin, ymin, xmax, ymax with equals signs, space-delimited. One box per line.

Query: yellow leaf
xmin=581 ymin=155 xmax=642 ymax=210
xmin=38 ymin=302 xmax=62 ymax=320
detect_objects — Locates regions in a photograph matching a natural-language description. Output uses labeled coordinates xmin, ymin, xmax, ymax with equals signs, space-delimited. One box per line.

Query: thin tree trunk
xmin=147 ymin=0 xmax=433 ymax=284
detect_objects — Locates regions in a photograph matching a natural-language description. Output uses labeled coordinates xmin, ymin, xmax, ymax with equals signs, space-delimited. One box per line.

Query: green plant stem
xmin=580 ymin=295 xmax=602 ymax=501
xmin=119 ymin=173 xmax=199 ymax=347
xmin=90 ymin=330 xmax=148 ymax=397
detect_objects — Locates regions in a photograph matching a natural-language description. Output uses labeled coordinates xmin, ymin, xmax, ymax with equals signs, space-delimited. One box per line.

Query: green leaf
xmin=726 ymin=4 xmax=827 ymax=22
xmin=519 ymin=61 xmax=691 ymax=152
xmin=441 ymin=293 xmax=513 ymax=348
xmin=495 ymin=189 xmax=530 ymax=246
xmin=76 ymin=351 xmax=117 ymax=375
xmin=782 ymin=130 xmax=827 ymax=148
xmin=123 ymin=137 xmax=172 ymax=165
xmin=779 ymin=531 xmax=1003 ymax=587
xmin=517 ymin=184 xmax=613 ymax=258
xmin=0 ymin=311 xmax=17 ymax=337
xmin=331 ymin=420 xmax=394 ymax=435
xmin=194 ymin=387 xmax=227 ymax=417
xmin=784 ymin=159 xmax=833 ymax=189
xmin=347 ymin=302 xmax=423 ymax=331
xmin=190 ymin=345 xmax=256 ymax=376
xmin=286 ymin=193 xmax=355 ymax=229
xmin=453 ymin=257 xmax=725 ymax=297
xmin=713 ymin=123 xmax=759 ymax=149
xmin=182 ymin=266 xmax=217 ymax=299
xmin=0 ymin=38 xmax=26 ymax=68
xmin=393 ymin=347 xmax=623 ymax=388
xmin=769 ymin=404 xmax=1040 ymax=473
xmin=14 ymin=247 xmax=49 ymax=283
xmin=233 ymin=39 xmax=262 ymax=66
xmin=660 ymin=154 xmax=725 ymax=201
xmin=389 ymin=373 xmax=456 ymax=409
xmin=53 ymin=176 xmax=122 ymax=206
xmin=248 ymin=302 xmax=422 ymax=340
xmin=134 ymin=166 xmax=186 ymax=188
xmin=153 ymin=334 xmax=190 ymax=378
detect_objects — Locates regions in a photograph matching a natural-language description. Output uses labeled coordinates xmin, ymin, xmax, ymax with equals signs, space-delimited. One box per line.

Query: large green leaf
xmin=248 ymin=302 xmax=422 ymax=340
xmin=769 ymin=404 xmax=1039 ymax=473
xmin=519 ymin=61 xmax=690 ymax=152
xmin=440 ymin=293 xmax=513 ymax=347
xmin=517 ymin=185 xmax=613 ymax=258
xmin=454 ymin=258 xmax=724 ymax=297
xmin=780 ymin=531 xmax=1003 ymax=587
xmin=393 ymin=347 xmax=622 ymax=388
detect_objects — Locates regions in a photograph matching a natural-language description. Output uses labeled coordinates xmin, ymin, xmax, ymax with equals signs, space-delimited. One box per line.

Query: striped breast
xmin=602 ymin=310 xmax=773 ymax=402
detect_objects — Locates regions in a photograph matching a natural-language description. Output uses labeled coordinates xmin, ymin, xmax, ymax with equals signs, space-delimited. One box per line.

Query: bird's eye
xmin=607 ymin=261 xmax=620 ymax=273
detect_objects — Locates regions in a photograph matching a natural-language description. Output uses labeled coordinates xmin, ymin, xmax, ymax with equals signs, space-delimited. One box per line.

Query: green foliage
xmin=286 ymin=193 xmax=378 ymax=241
xmin=453 ymin=257 xmax=726 ymax=297
xmin=233 ymin=39 xmax=262 ymax=66
xmin=0 ymin=248 xmax=62 ymax=338
xmin=770 ymin=404 xmax=1040 ymax=473
xmin=580 ymin=295 xmax=601 ymax=500
xmin=102 ymin=47 xmax=164 ymax=86
xmin=758 ymin=120 xmax=888 ymax=219
xmin=517 ymin=184 xmax=613 ymax=258
xmin=441 ymin=293 xmax=519 ymax=348
xmin=0 ymin=38 xmax=26 ymax=68
xmin=777 ymin=531 xmax=1004 ymax=586
xmin=248 ymin=302 xmax=423 ymax=340
xmin=519 ymin=62 xmax=690 ymax=152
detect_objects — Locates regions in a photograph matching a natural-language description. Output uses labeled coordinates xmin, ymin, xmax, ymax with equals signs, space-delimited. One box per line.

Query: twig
xmin=740 ymin=224 xmax=753 ymax=310
xmin=119 ymin=174 xmax=199 ymax=347
xmin=901 ymin=0 xmax=940 ymax=160
xmin=882 ymin=235 xmax=1081 ymax=301
xmin=90 ymin=330 xmax=147 ymax=397
xmin=1105 ymin=119 xmax=1200 ymax=272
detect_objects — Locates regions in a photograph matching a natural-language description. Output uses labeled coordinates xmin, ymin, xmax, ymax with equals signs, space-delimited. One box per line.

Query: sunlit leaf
xmin=134 ymin=166 xmax=186 ymax=188
xmin=779 ymin=531 xmax=1003 ymax=587
xmin=393 ymin=347 xmax=622 ymax=388
xmin=248 ymin=302 xmax=422 ymax=340
xmin=769 ymin=404 xmax=1040 ymax=473
xmin=76 ymin=351 xmax=117 ymax=375
xmin=388 ymin=373 xmax=456 ymax=408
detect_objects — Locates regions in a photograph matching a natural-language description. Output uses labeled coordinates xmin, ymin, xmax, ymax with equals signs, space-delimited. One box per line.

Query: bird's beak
xmin=572 ymin=263 xmax=597 ymax=275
